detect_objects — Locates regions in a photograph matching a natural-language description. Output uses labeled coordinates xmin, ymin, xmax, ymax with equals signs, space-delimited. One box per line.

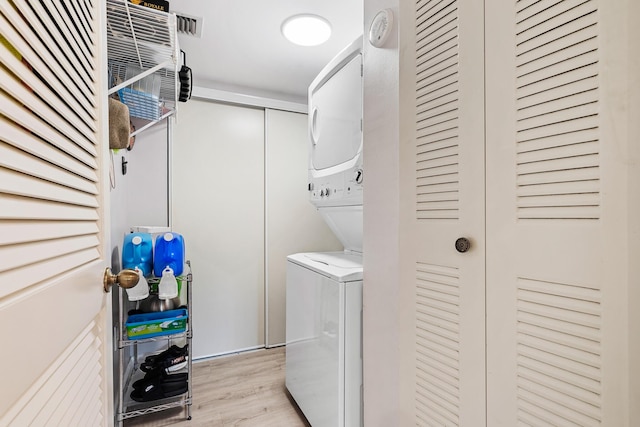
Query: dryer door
xmin=309 ymin=53 xmax=362 ymax=171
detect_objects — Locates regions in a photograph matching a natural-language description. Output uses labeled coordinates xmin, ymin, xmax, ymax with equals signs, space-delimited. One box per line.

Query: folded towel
xmin=108 ymin=97 xmax=130 ymax=149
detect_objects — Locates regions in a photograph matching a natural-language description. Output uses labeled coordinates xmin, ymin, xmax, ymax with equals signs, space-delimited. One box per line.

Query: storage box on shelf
xmin=115 ymin=263 xmax=193 ymax=425
xmin=125 ymin=308 xmax=188 ymax=339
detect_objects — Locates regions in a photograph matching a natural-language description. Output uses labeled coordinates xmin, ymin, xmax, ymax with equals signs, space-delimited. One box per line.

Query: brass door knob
xmin=103 ymin=268 xmax=139 ymax=293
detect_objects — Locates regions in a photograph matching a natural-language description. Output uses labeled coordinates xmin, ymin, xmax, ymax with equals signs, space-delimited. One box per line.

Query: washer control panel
xmin=309 ymin=166 xmax=363 ymax=207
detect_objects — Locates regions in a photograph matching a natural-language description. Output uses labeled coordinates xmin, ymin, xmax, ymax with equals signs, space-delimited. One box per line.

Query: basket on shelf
xmin=109 ymin=62 xmax=162 ymax=121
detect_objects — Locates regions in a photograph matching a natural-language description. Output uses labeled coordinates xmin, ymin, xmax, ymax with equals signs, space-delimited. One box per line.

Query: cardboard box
xmin=129 ymin=0 xmax=169 ymax=13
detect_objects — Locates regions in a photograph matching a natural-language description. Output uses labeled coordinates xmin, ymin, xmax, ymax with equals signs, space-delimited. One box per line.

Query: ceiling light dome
xmin=282 ymin=14 xmax=332 ymax=47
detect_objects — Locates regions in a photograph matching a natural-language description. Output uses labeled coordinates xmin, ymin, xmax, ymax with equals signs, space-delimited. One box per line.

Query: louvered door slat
xmin=417 ymin=191 xmax=458 ymax=204
xmin=517 ymin=49 xmax=598 ymax=89
xmin=1 ymin=143 xmax=98 ymax=195
xmin=417 ymin=134 xmax=457 ymax=154
xmin=518 ymin=302 xmax=600 ymax=331
xmin=517 ymin=354 xmax=600 ymax=394
xmin=0 ymin=117 xmax=97 ymax=182
xmin=515 ymin=0 xmax=596 ymax=45
xmin=517 ymin=167 xmax=600 ymax=186
xmin=2 ymin=41 xmax=97 ymax=134
xmin=518 ymin=193 xmax=599 ymax=209
xmin=517 ymin=153 xmax=598 ymax=175
xmin=0 ymin=9 xmax=96 ymax=123
xmin=518 ymin=140 xmax=598 ymax=163
xmin=0 ymin=65 xmax=97 ymax=154
xmin=517 ymin=128 xmax=597 ymax=154
xmin=47 ymin=345 xmax=99 ymax=426
xmin=417 ymin=74 xmax=457 ymax=102
xmin=517 ymin=90 xmax=597 ymax=122
xmin=518 ymin=312 xmax=600 ymax=344
xmin=518 ymin=370 xmax=601 ymax=413
xmin=518 ymin=344 xmax=601 ymax=381
xmin=0 ymin=221 xmax=98 ymax=245
xmin=4 ymin=320 xmax=104 ymax=426
xmin=518 ymin=77 xmax=598 ymax=111
xmin=29 ymin=333 xmax=97 ymax=425
xmin=40 ymin=0 xmax=94 ymax=70
xmin=1 ymin=96 xmax=97 ymax=167
xmin=417 ymin=163 xmax=459 ymax=179
xmin=0 ymin=169 xmax=98 ymax=207
xmin=417 ymin=344 xmax=459 ymax=375
xmin=517 ymin=0 xmax=585 ymax=24
xmin=517 ymin=33 xmax=597 ymax=76
xmin=77 ymin=0 xmax=94 ymax=23
xmin=517 ymin=115 xmax=596 ymax=145
xmin=516 ymin=180 xmax=598 ymax=198
xmin=518 ymin=320 xmax=600 ymax=355
xmin=0 ymin=195 xmax=99 ymax=221
xmin=9 ymin=0 xmax=94 ymax=96
xmin=417 ymin=151 xmax=458 ymax=169
xmin=518 ymin=383 xmax=600 ymax=426
xmin=0 ymin=235 xmax=99 ymax=272
xmin=516 ymin=63 xmax=597 ymax=99
xmin=73 ymin=380 xmax=102 ymax=426
xmin=59 ymin=0 xmax=95 ymax=48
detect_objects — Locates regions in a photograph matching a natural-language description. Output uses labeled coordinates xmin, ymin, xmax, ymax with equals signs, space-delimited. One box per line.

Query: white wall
xmin=362 ymin=0 xmax=407 ymax=425
xmin=109 ymin=122 xmax=168 ymax=269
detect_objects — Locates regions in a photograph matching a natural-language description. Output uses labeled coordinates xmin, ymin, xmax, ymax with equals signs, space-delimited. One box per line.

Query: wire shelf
xmin=106 ymin=0 xmax=179 ymax=124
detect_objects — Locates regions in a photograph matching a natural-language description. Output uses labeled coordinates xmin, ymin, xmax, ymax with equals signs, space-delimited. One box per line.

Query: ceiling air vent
xmin=175 ymin=12 xmax=203 ymax=38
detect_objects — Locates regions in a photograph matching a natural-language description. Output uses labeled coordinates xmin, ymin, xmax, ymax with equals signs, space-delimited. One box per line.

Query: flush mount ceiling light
xmin=281 ymin=14 xmax=332 ymax=46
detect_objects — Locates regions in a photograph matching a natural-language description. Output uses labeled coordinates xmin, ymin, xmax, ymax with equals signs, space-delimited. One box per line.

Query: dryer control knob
xmin=355 ymin=169 xmax=364 ymax=184
xmin=325 ymin=188 xmax=331 ymax=196
xmin=320 ymin=189 xmax=325 ymax=197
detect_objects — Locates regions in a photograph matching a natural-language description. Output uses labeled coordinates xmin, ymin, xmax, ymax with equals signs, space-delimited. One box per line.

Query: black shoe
xmin=140 ymin=344 xmax=188 ymax=372
xmin=130 ymin=378 xmax=188 ymax=402
xmin=132 ymin=372 xmax=188 ymax=390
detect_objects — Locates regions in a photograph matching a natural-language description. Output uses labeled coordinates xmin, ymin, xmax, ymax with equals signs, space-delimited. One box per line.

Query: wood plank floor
xmin=123 ymin=347 xmax=310 ymax=427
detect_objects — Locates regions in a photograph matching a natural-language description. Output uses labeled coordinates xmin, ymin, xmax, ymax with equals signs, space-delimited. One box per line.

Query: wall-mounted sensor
xmin=368 ymin=9 xmax=393 ymax=48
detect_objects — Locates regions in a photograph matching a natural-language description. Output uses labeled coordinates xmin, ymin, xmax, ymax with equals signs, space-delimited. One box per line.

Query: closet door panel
xmin=486 ymin=1 xmax=637 ymax=425
xmin=173 ymin=100 xmax=265 ymax=358
xmin=265 ymin=109 xmax=342 ymax=347
xmin=408 ymin=0 xmax=486 ymax=424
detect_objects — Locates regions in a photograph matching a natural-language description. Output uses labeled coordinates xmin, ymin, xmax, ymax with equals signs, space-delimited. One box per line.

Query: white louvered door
xmin=0 ymin=1 xmax=112 ymax=425
xmin=485 ymin=0 xmax=636 ymax=426
xmin=403 ymin=0 xmax=638 ymax=425
xmin=411 ymin=0 xmax=486 ymax=425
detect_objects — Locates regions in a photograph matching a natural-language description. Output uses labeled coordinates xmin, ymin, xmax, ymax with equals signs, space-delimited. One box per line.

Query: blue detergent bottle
xmin=122 ymin=232 xmax=153 ymax=277
xmin=154 ymin=232 xmax=185 ymax=277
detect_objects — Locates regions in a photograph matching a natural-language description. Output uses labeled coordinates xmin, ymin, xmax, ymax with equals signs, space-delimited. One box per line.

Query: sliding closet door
xmin=265 ymin=109 xmax=342 ymax=347
xmin=403 ymin=0 xmax=486 ymax=424
xmin=486 ymin=1 xmax=638 ymax=425
xmin=173 ymin=99 xmax=265 ymax=358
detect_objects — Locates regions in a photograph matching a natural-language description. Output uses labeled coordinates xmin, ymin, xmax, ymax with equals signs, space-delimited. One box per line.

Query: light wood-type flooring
xmin=123 ymin=346 xmax=310 ymax=427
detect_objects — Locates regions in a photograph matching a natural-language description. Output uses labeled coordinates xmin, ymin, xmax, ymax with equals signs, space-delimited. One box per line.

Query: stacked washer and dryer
xmin=285 ymin=37 xmax=364 ymax=427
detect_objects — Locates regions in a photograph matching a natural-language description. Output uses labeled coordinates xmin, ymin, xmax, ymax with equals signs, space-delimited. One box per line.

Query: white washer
xmin=286 ymin=36 xmax=364 ymax=427
xmin=286 ymin=252 xmax=362 ymax=427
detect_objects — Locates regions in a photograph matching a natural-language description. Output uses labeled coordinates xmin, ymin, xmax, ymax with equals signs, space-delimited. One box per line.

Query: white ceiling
xmin=172 ymin=0 xmax=364 ymax=105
